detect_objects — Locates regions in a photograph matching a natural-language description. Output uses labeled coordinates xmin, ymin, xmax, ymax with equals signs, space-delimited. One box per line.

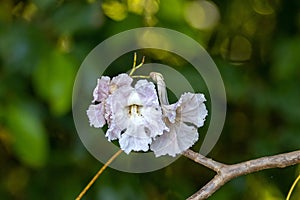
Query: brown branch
xmin=182 ymin=149 xmax=300 ymax=200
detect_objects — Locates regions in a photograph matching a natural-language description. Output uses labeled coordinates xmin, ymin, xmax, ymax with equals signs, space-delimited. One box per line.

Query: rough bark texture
xmin=182 ymin=149 xmax=300 ymax=200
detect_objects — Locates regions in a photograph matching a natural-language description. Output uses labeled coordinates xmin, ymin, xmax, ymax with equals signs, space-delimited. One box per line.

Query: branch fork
xmin=182 ymin=149 xmax=300 ymax=200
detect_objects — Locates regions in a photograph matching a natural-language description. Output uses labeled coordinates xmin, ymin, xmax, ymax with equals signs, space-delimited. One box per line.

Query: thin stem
xmin=132 ymin=52 xmax=137 ymax=70
xmin=75 ymin=149 xmax=123 ymax=200
xmin=131 ymin=75 xmax=150 ymax=79
xmin=286 ymin=173 xmax=300 ymax=200
xmin=129 ymin=53 xmax=145 ymax=76
xmin=134 ymin=56 xmax=145 ymax=71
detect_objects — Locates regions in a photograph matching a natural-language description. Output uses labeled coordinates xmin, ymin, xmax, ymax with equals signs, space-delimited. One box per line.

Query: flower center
xmin=128 ymin=104 xmax=142 ymax=117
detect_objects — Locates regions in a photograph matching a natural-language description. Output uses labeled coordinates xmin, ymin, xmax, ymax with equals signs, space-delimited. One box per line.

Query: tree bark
xmin=182 ymin=149 xmax=300 ymax=200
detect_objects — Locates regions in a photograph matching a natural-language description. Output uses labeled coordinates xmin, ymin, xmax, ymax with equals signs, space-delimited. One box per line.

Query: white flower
xmin=87 ymin=73 xmax=133 ymax=128
xmin=106 ymin=79 xmax=168 ymax=154
xmin=150 ymin=72 xmax=208 ymax=157
xmin=87 ymin=71 xmax=207 ymax=157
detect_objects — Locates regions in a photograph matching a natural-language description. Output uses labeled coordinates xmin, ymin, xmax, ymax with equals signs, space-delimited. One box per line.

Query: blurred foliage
xmin=0 ymin=0 xmax=300 ymax=199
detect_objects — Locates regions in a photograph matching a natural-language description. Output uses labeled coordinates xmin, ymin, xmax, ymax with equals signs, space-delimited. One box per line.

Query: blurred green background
xmin=0 ymin=0 xmax=300 ymax=199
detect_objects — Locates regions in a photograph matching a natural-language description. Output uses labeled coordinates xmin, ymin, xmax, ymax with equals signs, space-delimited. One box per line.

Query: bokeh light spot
xmin=57 ymin=35 xmax=72 ymax=53
xmin=127 ymin=0 xmax=145 ymax=15
xmin=138 ymin=30 xmax=172 ymax=59
xmin=184 ymin=0 xmax=220 ymax=30
xmin=252 ymin=0 xmax=276 ymax=15
xmin=22 ymin=3 xmax=38 ymax=21
xmin=221 ymin=35 xmax=252 ymax=63
xmin=102 ymin=1 xmax=127 ymax=21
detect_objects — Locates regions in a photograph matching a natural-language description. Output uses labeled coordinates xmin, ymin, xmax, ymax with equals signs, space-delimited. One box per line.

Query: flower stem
xmin=131 ymin=75 xmax=150 ymax=79
xmin=286 ymin=173 xmax=300 ymax=200
xmin=75 ymin=149 xmax=123 ymax=200
xmin=129 ymin=52 xmax=145 ymax=76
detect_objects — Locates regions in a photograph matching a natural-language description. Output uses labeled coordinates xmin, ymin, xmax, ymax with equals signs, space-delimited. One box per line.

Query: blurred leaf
xmin=0 ymin=0 xmax=13 ymax=23
xmin=7 ymin=101 xmax=49 ymax=168
xmin=33 ymin=50 xmax=76 ymax=116
xmin=0 ymin=22 xmax=43 ymax=75
xmin=210 ymin=177 xmax=245 ymax=200
xmin=158 ymin=0 xmax=184 ymax=23
xmin=51 ymin=2 xmax=103 ymax=34
xmin=97 ymin=184 xmax=146 ymax=200
xmin=272 ymin=37 xmax=300 ymax=81
xmin=31 ymin=0 xmax=56 ymax=10
xmin=245 ymin=175 xmax=284 ymax=200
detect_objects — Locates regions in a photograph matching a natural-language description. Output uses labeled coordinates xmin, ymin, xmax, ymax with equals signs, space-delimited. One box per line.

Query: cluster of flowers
xmin=87 ymin=72 xmax=207 ymax=157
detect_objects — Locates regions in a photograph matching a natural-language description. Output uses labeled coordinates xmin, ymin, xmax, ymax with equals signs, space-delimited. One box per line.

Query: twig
xmin=182 ymin=149 xmax=300 ymax=200
xmin=75 ymin=149 xmax=123 ymax=200
xmin=286 ymin=173 xmax=300 ymax=200
xmin=129 ymin=53 xmax=145 ymax=76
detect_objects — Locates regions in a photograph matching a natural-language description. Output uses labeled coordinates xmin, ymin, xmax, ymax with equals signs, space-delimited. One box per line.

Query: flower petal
xmin=135 ymin=80 xmax=168 ymax=136
xmin=119 ymin=133 xmax=152 ymax=154
xmin=105 ymin=86 xmax=133 ymax=140
xmin=141 ymin=106 xmax=168 ymax=137
xmin=119 ymin=116 xmax=154 ymax=153
xmin=127 ymin=91 xmax=143 ymax=105
xmin=161 ymin=103 xmax=178 ymax=123
xmin=178 ymin=93 xmax=208 ymax=127
xmin=151 ymin=121 xmax=199 ymax=157
xmin=135 ymin=80 xmax=159 ymax=107
xmin=92 ymin=76 xmax=110 ymax=103
xmin=150 ymin=72 xmax=208 ymax=157
xmin=87 ymin=103 xmax=106 ymax=128
xmin=110 ymin=73 xmax=133 ymax=92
